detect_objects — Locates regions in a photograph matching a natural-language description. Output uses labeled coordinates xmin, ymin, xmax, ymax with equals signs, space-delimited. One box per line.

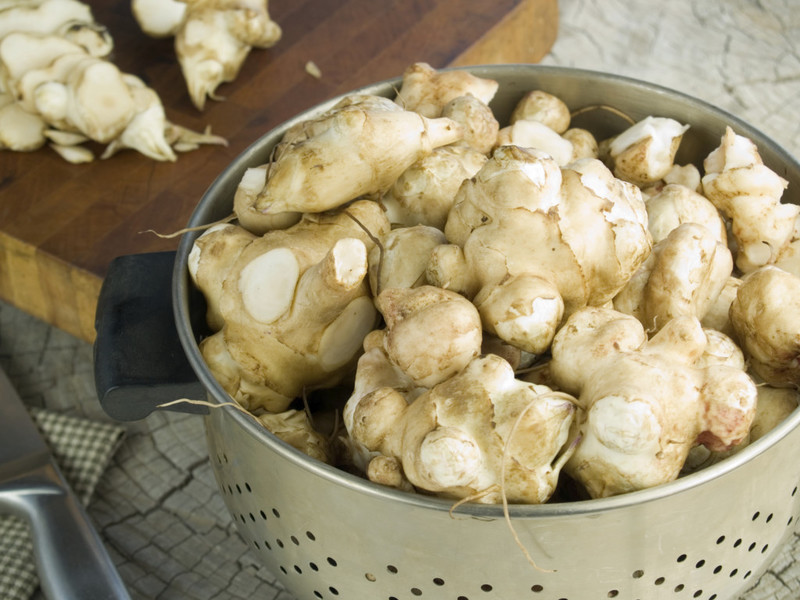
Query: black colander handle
xmin=93 ymin=251 xmax=207 ymax=421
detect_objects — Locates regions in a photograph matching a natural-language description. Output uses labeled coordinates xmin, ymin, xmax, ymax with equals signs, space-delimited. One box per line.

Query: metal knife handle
xmin=0 ymin=465 xmax=131 ymax=600
xmin=93 ymin=251 xmax=207 ymax=421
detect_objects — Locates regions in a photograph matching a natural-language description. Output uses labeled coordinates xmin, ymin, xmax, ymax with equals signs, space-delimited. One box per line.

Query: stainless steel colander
xmin=169 ymin=65 xmax=800 ymax=600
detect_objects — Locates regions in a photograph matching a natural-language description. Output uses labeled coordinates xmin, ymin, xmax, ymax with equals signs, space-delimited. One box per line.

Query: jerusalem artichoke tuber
xmin=549 ymin=307 xmax=757 ymax=498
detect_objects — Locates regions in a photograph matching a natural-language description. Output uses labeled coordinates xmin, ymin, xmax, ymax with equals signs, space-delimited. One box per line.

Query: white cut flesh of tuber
xmin=133 ymin=0 xmax=281 ymax=110
xmin=0 ymin=91 xmax=45 ymax=150
xmin=0 ymin=14 xmax=224 ymax=161
xmin=233 ymin=165 xmax=301 ymax=234
xmin=199 ymin=201 xmax=389 ymax=413
xmin=131 ymin=0 xmax=187 ymax=37
xmin=497 ymin=90 xmax=598 ymax=165
xmin=496 ymin=119 xmax=578 ymax=166
xmin=394 ymin=62 xmax=499 ymax=118
xmin=549 ymin=307 xmax=757 ymax=498
xmin=702 ymin=126 xmax=797 ymax=273
xmin=252 ymin=95 xmax=464 ymax=214
xmin=606 ymin=116 xmax=690 ymax=187
xmin=189 ymin=222 xmax=258 ymax=331
xmin=0 ymin=0 xmax=110 ymax=58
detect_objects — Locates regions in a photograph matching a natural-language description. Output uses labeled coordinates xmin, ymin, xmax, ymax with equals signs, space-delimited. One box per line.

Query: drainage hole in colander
xmin=433 ymin=578 xmax=444 ymax=586
xmin=654 ymin=577 xmax=665 ymax=585
xmin=273 ymin=507 xmax=281 ymax=518
xmin=531 ymin=584 xmax=543 ymax=593
xmin=309 ymin=561 xmax=318 ymax=571
xmin=733 ymin=538 xmax=742 ymax=548
xmin=713 ymin=565 xmax=722 ymax=574
xmin=307 ymin=531 xmax=316 ymax=541
xmin=695 ymin=559 xmax=705 ymax=569
xmin=276 ymin=538 xmax=284 ymax=548
xmin=762 ymin=544 xmax=770 ymax=553
xmin=676 ymin=554 xmax=687 ymax=563
xmin=607 ymin=590 xmax=619 ymax=597
xmin=387 ymin=564 xmax=398 ymax=574
xmin=674 ymin=584 xmax=685 ymax=592
xmin=260 ymin=510 xmax=267 ymax=520
xmin=411 ymin=588 xmax=423 ymax=596
xmin=632 ymin=569 xmax=644 ymax=579
xmin=327 ymin=557 xmax=338 ymax=567
xmin=293 ymin=565 xmax=302 ymax=574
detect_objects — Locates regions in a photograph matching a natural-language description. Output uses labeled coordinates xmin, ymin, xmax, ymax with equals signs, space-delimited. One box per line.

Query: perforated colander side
xmin=205 ymin=405 xmax=800 ymax=600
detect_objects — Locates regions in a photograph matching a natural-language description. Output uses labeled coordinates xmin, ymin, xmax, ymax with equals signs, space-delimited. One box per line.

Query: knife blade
xmin=0 ymin=366 xmax=131 ymax=600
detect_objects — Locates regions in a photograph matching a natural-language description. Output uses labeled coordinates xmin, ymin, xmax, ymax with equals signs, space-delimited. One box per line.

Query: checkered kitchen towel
xmin=0 ymin=408 xmax=125 ymax=600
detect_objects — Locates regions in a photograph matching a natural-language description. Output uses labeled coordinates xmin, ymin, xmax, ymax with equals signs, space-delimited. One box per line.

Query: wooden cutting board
xmin=0 ymin=0 xmax=558 ymax=342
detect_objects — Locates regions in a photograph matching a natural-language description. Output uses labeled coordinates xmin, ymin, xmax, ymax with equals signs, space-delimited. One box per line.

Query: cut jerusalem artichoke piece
xmin=498 ymin=90 xmax=597 ymax=165
xmin=430 ymin=146 xmax=651 ymax=354
xmin=394 ymin=62 xmax=499 ymax=118
xmin=188 ymin=223 xmax=258 ymax=331
xmin=729 ymin=266 xmax=800 ymax=387
xmin=0 ymin=91 xmax=46 ymax=150
xmin=603 ymin=115 xmax=689 ymax=187
xmin=199 ymin=200 xmax=390 ymax=413
xmin=701 ymin=126 xmax=797 ymax=273
xmin=549 ymin=307 xmax=757 ymax=498
xmin=251 ymin=95 xmax=463 ymax=215
xmin=133 ymin=0 xmax=282 ymax=110
xmin=0 ymin=0 xmax=112 ymax=58
xmin=0 ymin=28 xmax=224 ymax=161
